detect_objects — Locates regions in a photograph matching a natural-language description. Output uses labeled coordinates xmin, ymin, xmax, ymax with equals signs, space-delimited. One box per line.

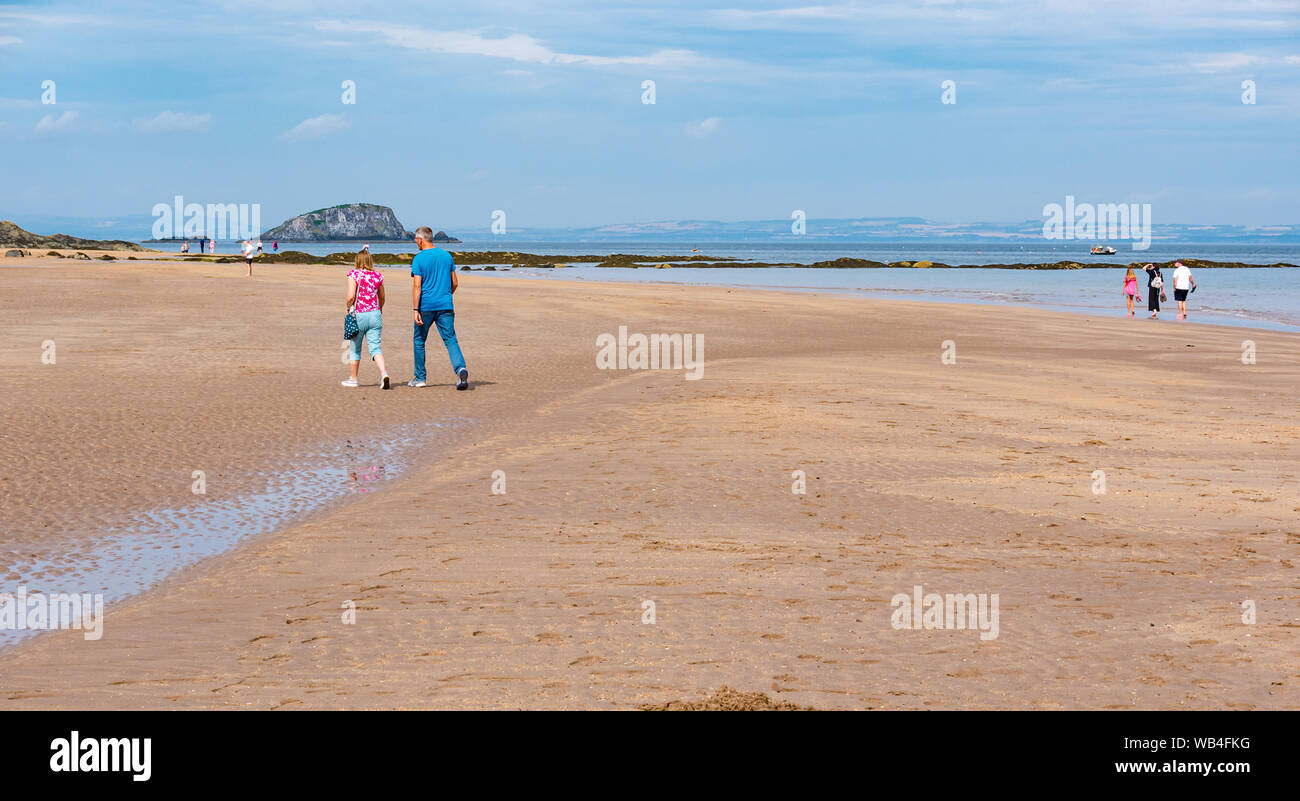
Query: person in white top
xmin=242 ymin=239 xmax=255 ymax=277
xmin=1171 ymin=261 xmax=1196 ymax=320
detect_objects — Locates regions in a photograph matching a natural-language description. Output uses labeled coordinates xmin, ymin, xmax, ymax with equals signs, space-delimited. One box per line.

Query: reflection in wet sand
xmin=0 ymin=420 xmax=462 ymax=649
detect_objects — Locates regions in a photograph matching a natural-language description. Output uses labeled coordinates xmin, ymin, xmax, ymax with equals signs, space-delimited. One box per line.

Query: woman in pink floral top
xmin=342 ymin=250 xmax=390 ymax=389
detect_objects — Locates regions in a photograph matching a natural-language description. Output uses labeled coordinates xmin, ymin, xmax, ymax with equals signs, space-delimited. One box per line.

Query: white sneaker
xmin=407 ymin=379 xmax=426 ymax=388
xmin=381 ymin=374 xmax=391 ymax=390
xmin=340 ymin=378 xmax=359 ymax=388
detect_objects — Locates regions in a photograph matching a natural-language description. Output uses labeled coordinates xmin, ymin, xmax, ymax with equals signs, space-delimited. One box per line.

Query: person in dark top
xmin=1144 ymin=263 xmax=1164 ymax=319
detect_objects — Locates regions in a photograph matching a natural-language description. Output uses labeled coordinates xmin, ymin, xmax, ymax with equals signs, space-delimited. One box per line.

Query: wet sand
xmin=1 ymin=254 xmax=1297 ymax=709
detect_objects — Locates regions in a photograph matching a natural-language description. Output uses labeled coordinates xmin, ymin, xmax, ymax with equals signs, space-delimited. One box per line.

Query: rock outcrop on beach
xmin=0 ymin=221 xmax=146 ymax=251
xmin=638 ymin=685 xmax=814 ymax=711
xmin=260 ymin=203 xmax=417 ymax=242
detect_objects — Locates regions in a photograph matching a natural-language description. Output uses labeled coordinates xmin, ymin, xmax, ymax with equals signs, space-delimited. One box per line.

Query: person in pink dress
xmin=1123 ymin=267 xmax=1141 ymax=317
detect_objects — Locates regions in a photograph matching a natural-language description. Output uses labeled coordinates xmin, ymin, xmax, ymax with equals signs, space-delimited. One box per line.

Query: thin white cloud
xmin=313 ymin=20 xmax=718 ymax=70
xmin=134 ymin=111 xmax=213 ymax=133
xmin=1187 ymin=52 xmax=1300 ymax=72
xmin=1191 ymin=53 xmax=1266 ymax=72
xmin=712 ymin=3 xmax=852 ymax=24
xmin=0 ymin=10 xmax=101 ymax=25
xmin=709 ymin=1 xmax=1298 ymax=35
xmin=0 ymin=35 xmax=22 ymax=46
xmin=35 ymin=110 xmax=77 ymax=133
xmin=280 ymin=112 xmax=349 ymax=140
xmin=686 ymin=116 xmax=722 ymax=137
xmin=710 ymin=2 xmax=993 ymax=30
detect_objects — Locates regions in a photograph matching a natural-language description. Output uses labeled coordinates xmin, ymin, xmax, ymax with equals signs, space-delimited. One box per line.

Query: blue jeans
xmin=413 ymin=309 xmax=465 ymax=381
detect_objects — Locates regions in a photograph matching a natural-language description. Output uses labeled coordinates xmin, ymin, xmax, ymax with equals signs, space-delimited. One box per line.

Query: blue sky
xmin=1 ymin=0 xmax=1297 ymax=233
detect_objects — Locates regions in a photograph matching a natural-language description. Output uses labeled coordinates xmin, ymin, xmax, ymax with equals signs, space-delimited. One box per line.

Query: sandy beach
xmin=1 ymin=253 xmax=1297 ymax=710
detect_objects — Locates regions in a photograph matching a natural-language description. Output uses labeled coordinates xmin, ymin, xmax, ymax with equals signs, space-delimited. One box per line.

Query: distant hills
xmin=2 ymin=212 xmax=1295 ymax=244
xmin=496 ymin=217 xmax=1300 ymax=244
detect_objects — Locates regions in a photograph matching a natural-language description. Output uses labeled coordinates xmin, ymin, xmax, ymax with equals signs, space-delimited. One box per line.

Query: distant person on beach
xmin=342 ymin=250 xmax=390 ymax=389
xmin=1123 ymin=267 xmax=1141 ymax=317
xmin=273 ymin=241 xmax=278 ymax=252
xmin=181 ymin=240 xmax=189 ymax=254
xmin=241 ymin=239 xmax=255 ymax=277
xmin=257 ymin=241 xmax=263 ymax=256
xmin=1144 ymin=263 xmax=1164 ymax=318
xmin=409 ymin=225 xmax=468 ymax=390
xmin=1171 ymin=260 xmax=1196 ymax=320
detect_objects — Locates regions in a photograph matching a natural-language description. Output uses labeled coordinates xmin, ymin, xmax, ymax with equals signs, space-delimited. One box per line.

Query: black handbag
xmin=344 ymin=307 xmax=358 ymax=339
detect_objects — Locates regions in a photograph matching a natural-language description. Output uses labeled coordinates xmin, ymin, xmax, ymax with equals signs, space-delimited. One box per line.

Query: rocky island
xmin=259 ymin=203 xmax=458 ymax=242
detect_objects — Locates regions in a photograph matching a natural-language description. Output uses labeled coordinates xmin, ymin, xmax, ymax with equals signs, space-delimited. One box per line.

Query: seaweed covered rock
xmin=811 ymin=257 xmax=888 ymax=269
xmin=255 ymin=250 xmax=319 ymax=264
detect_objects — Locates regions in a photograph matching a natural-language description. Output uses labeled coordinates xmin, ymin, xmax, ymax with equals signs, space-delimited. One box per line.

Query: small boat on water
xmin=1090 ymin=245 xmax=1117 ymax=255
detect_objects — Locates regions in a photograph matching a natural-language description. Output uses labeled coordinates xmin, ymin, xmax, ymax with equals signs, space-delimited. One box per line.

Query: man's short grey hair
xmin=415 ymin=226 xmax=433 ymax=242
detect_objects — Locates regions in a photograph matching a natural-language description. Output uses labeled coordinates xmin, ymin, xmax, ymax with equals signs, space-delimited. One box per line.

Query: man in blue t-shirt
xmin=408 ymin=226 xmax=468 ymax=389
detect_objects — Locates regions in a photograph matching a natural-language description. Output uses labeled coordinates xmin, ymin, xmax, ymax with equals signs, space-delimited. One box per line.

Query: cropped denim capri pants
xmin=348 ymin=310 xmax=383 ymax=361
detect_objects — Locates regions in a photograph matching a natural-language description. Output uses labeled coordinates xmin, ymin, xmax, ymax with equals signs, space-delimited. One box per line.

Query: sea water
xmin=142 ymin=240 xmax=1300 ymax=331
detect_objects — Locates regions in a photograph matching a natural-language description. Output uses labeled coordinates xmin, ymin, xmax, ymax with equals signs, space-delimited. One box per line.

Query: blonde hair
xmin=1125 ymin=267 xmax=1136 ymax=281
xmin=354 ymin=250 xmax=374 ymax=271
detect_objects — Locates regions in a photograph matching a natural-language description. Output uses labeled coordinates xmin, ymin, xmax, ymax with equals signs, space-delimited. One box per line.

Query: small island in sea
xmin=258 ymin=202 xmax=460 ymax=243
